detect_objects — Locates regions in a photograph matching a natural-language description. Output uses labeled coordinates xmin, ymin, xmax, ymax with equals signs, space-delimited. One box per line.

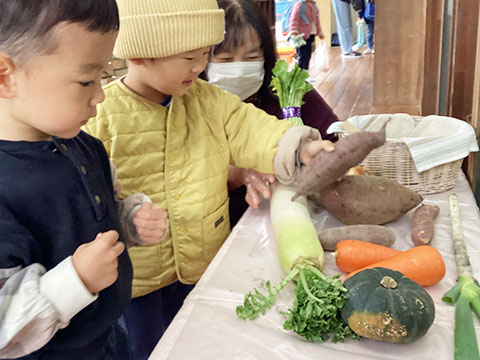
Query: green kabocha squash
xmin=341 ymin=267 xmax=435 ymax=344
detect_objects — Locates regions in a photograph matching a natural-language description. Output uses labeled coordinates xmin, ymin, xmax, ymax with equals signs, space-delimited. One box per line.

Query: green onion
xmin=443 ymin=194 xmax=480 ymax=360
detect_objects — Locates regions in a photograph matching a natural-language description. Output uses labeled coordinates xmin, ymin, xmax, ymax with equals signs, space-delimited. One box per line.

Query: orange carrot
xmin=345 ymin=245 xmax=446 ymax=287
xmin=335 ymin=240 xmax=401 ymax=273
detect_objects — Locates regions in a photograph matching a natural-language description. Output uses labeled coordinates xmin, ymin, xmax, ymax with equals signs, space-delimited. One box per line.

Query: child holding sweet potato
xmin=82 ymin=0 xmax=335 ymax=358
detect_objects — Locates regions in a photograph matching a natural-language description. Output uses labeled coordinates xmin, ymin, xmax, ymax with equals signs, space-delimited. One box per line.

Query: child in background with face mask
xmin=205 ymin=0 xmax=339 ymax=227
xmin=83 ymin=0 xmax=335 ymax=358
xmin=0 ymin=0 xmax=167 ymax=358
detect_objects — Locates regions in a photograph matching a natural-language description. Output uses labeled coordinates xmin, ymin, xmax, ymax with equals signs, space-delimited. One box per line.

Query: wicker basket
xmin=340 ymin=116 xmax=464 ymax=195
xmin=359 ymin=139 xmax=463 ymax=195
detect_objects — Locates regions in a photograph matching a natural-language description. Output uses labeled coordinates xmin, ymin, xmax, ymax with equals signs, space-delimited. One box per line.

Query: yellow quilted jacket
xmin=84 ymin=78 xmax=293 ymax=297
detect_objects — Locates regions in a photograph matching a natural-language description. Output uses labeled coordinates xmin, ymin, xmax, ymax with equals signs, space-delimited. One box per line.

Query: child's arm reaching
xmin=273 ymin=126 xmax=335 ymax=185
xmin=110 ymin=161 xmax=169 ymax=246
xmin=0 ymin=227 xmax=123 ymax=357
xmin=228 ymin=166 xmax=276 ymax=208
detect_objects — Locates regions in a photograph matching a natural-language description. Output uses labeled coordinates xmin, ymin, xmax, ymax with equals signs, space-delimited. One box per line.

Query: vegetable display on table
xmin=342 ymin=268 xmax=435 ymax=344
xmin=443 ymin=194 xmax=480 ymax=360
xmin=236 ymin=60 xmax=358 ymax=343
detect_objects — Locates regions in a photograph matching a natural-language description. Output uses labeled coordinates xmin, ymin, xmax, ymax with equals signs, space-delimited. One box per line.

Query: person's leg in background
xmin=331 ymin=0 xmax=361 ymax=57
xmin=364 ymin=18 xmax=375 ymax=53
xmin=120 ymin=282 xmax=195 ymax=360
xmin=297 ymin=34 xmax=315 ymax=70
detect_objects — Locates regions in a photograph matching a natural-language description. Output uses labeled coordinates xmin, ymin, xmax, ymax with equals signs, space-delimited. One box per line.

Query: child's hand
xmin=241 ymin=169 xmax=276 ymax=208
xmin=72 ymin=230 xmax=125 ymax=294
xmin=133 ymin=202 xmax=168 ymax=243
xmin=299 ymin=140 xmax=335 ymax=166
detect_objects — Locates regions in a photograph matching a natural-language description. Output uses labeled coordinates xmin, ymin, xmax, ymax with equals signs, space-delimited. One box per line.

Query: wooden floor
xmin=308 ymin=46 xmax=375 ymax=121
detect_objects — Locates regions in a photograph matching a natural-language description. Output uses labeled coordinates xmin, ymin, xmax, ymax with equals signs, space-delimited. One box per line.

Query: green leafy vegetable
xmin=283 ymin=266 xmax=360 ymax=343
xmin=236 ymin=260 xmax=359 ymax=343
xmin=270 ymin=59 xmax=313 ymax=125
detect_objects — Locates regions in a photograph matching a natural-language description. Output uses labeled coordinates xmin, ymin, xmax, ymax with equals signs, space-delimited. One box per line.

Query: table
xmin=150 ymin=173 xmax=480 ymax=360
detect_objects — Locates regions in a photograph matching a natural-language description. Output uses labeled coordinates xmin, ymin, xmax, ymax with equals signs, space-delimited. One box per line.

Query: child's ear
xmin=0 ymin=53 xmax=16 ymax=98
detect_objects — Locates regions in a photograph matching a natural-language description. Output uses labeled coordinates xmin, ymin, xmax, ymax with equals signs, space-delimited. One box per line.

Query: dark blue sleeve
xmin=0 ymin=202 xmax=37 ymax=269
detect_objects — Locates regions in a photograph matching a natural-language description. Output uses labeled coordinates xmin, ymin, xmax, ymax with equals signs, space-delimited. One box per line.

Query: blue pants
xmin=297 ymin=34 xmax=315 ymax=70
xmin=366 ymin=19 xmax=374 ymax=49
xmin=119 ymin=281 xmax=194 ymax=360
xmin=331 ymin=0 xmax=354 ymax=54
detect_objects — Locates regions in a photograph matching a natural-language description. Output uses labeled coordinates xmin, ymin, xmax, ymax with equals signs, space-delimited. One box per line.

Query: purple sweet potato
xmin=411 ymin=205 xmax=440 ymax=246
xmin=311 ymin=175 xmax=423 ymax=225
xmin=292 ymin=126 xmax=386 ymax=201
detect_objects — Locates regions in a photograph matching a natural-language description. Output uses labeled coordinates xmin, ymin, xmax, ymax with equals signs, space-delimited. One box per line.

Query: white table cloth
xmin=150 ymin=172 xmax=480 ymax=360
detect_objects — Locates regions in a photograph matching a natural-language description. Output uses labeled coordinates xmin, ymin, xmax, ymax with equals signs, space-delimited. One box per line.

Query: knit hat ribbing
xmin=114 ymin=0 xmax=225 ymax=59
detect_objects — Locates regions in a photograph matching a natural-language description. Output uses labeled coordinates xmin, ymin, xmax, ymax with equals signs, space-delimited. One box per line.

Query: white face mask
xmin=207 ymin=61 xmax=265 ymax=101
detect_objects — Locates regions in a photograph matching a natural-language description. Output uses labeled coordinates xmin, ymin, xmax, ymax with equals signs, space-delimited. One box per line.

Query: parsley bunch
xmin=237 ymin=262 xmax=359 ymax=343
xmin=283 ymin=266 xmax=360 ymax=343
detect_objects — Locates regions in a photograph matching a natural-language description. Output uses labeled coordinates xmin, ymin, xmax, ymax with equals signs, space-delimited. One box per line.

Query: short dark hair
xmin=0 ymin=0 xmax=119 ymax=63
xmin=212 ymin=0 xmax=278 ymax=104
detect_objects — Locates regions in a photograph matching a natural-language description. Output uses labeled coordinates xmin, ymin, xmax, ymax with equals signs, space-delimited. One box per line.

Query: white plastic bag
xmin=314 ymin=40 xmax=329 ymax=72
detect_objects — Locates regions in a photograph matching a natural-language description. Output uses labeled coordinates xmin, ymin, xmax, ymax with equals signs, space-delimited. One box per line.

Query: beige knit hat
xmin=114 ymin=0 xmax=225 ymax=59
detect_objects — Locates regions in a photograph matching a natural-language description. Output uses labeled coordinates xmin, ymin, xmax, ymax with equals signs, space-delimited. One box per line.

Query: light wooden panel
xmin=373 ymin=0 xmax=427 ymax=114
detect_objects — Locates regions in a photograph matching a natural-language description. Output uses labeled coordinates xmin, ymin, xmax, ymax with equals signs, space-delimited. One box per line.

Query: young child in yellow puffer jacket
xmin=83 ymin=0 xmax=335 ymax=358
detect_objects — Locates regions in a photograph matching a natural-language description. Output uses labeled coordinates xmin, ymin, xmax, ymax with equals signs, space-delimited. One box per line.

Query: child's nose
xmin=192 ymin=58 xmax=208 ymax=74
xmin=90 ymin=85 xmax=105 ymax=107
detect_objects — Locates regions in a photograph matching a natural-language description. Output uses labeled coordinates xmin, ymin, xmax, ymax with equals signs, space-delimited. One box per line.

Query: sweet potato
xmin=318 ymin=225 xmax=396 ymax=251
xmin=292 ymin=126 xmax=386 ymax=201
xmin=411 ymin=205 xmax=440 ymax=246
xmin=310 ymin=175 xmax=423 ymax=225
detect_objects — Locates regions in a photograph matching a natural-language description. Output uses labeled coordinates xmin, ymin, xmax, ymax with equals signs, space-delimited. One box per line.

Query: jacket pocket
xmin=202 ymin=198 xmax=230 ymax=262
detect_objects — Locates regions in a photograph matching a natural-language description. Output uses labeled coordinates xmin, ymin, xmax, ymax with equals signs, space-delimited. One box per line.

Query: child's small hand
xmin=72 ymin=230 xmax=125 ymax=294
xmin=299 ymin=140 xmax=335 ymax=166
xmin=133 ymin=202 xmax=168 ymax=244
xmin=241 ymin=169 xmax=276 ymax=208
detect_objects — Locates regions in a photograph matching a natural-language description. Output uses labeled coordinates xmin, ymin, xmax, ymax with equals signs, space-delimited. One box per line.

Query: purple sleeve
xmin=300 ymin=90 xmax=339 ymax=142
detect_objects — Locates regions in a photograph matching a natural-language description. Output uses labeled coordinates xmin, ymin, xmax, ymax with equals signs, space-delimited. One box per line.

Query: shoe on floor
xmin=363 ymin=48 xmax=374 ymax=54
xmin=352 ymin=44 xmax=362 ymax=52
xmin=341 ymin=51 xmax=362 ymax=58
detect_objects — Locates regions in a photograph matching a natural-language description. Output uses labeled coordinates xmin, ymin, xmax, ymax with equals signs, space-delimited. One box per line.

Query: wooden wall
xmin=373 ymin=0 xmax=427 ymax=114
xmin=469 ymin=15 xmax=480 ymax=200
xmin=448 ymin=0 xmax=480 ymax=121
xmin=421 ymin=0 xmax=444 ymax=115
